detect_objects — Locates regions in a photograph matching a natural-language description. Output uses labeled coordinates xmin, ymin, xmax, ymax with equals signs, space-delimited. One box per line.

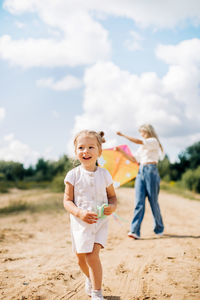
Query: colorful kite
xmin=99 ymin=145 xmax=139 ymax=188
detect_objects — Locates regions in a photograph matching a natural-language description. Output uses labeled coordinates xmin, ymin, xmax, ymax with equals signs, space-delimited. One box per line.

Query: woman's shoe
xmin=156 ymin=231 xmax=164 ymax=237
xmin=128 ymin=232 xmax=140 ymax=239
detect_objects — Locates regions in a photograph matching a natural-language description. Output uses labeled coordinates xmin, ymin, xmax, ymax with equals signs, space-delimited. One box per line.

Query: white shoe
xmin=85 ymin=277 xmax=92 ymax=296
xmin=128 ymin=232 xmax=140 ymax=239
xmin=156 ymin=232 xmax=164 ymax=237
xmin=91 ymin=289 xmax=104 ymax=300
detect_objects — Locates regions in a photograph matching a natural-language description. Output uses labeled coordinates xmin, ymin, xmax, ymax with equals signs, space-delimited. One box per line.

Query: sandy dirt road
xmin=0 ymin=188 xmax=200 ymax=300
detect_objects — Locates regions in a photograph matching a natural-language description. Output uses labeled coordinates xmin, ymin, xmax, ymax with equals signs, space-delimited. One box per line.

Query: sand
xmin=0 ymin=188 xmax=200 ymax=300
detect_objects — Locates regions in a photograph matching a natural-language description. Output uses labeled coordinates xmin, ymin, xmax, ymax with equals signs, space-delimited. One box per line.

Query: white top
xmin=64 ymin=165 xmax=113 ymax=253
xmin=134 ymin=137 xmax=161 ymax=164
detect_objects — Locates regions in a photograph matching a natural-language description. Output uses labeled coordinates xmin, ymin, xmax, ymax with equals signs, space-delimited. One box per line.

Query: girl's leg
xmin=76 ymin=253 xmax=92 ymax=296
xmin=85 ymin=243 xmax=102 ymax=290
xmin=76 ymin=253 xmax=90 ymax=278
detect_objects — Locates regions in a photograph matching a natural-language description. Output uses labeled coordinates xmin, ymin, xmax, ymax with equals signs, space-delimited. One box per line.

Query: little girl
xmin=63 ymin=130 xmax=117 ymax=300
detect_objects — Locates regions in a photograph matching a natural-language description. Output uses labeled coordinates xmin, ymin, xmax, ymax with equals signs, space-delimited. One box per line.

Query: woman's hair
xmin=139 ymin=124 xmax=164 ymax=152
xmin=73 ymin=130 xmax=106 ymax=151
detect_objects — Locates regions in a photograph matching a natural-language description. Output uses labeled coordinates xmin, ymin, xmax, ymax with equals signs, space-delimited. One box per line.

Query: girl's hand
xmin=116 ymin=131 xmax=123 ymax=136
xmin=79 ymin=210 xmax=98 ymax=224
xmin=104 ymin=204 xmax=116 ymax=216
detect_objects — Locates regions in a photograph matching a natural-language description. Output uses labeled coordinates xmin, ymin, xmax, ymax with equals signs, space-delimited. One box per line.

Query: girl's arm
xmin=115 ymin=146 xmax=137 ymax=163
xmin=104 ymin=184 xmax=117 ymax=216
xmin=63 ymin=182 xmax=98 ymax=224
xmin=116 ymin=131 xmax=143 ymax=145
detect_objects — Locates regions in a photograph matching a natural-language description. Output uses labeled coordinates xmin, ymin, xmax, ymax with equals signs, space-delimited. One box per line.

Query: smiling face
xmin=75 ymin=134 xmax=102 ymax=171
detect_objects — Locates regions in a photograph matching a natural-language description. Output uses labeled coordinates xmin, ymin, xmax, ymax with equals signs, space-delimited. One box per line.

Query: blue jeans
xmin=130 ymin=164 xmax=164 ymax=237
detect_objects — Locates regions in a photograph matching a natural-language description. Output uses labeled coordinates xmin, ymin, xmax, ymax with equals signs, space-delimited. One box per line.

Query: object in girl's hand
xmin=99 ymin=145 xmax=139 ymax=188
xmin=97 ymin=204 xmax=108 ymax=219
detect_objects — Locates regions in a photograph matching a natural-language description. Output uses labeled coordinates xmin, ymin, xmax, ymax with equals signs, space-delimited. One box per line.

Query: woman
xmin=116 ymin=124 xmax=164 ymax=239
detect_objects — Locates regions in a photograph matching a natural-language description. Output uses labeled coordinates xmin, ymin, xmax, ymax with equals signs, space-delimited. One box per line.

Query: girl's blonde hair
xmin=139 ymin=124 xmax=164 ymax=152
xmin=74 ymin=130 xmax=106 ymax=151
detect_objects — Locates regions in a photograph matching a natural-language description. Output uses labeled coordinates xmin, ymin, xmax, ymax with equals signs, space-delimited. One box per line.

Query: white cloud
xmin=0 ymin=107 xmax=6 ymax=121
xmin=156 ymin=38 xmax=200 ymax=67
xmin=68 ymin=38 xmax=200 ymax=160
xmin=0 ymin=33 xmax=110 ymax=68
xmin=0 ymin=134 xmax=40 ymax=166
xmin=4 ymin=0 xmax=200 ymax=29
xmin=0 ymin=1 xmax=111 ymax=68
xmin=3 ymin=0 xmax=36 ymax=14
xmin=37 ymin=75 xmax=82 ymax=91
xmin=98 ymin=0 xmax=200 ymax=28
xmin=157 ymin=39 xmax=200 ymax=121
xmin=124 ymin=31 xmax=144 ymax=51
xmin=1 ymin=0 xmax=200 ymax=68
xmin=0 ymin=133 xmax=60 ymax=166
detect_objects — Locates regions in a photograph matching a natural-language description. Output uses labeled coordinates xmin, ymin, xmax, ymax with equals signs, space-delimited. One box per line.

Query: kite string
xmin=112 ymin=212 xmax=129 ymax=223
xmin=97 ymin=204 xmax=129 ymax=226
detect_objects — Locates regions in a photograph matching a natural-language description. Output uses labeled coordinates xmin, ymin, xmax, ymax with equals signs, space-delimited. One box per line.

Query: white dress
xmin=64 ymin=166 xmax=113 ymax=253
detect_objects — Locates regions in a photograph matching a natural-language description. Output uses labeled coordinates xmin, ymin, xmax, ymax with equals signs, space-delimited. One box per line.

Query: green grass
xmin=0 ymin=201 xmax=29 ymax=214
xmin=120 ymin=179 xmax=200 ymax=201
xmin=0 ymin=194 xmax=64 ymax=215
xmin=1 ymin=180 xmax=199 ymax=216
xmin=15 ymin=180 xmax=53 ymax=190
xmin=0 ymin=181 xmax=12 ymax=193
xmin=0 ymin=180 xmax=54 ymax=193
xmin=160 ymin=181 xmax=200 ymax=201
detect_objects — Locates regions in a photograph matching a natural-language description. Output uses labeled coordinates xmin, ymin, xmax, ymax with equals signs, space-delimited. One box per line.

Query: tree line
xmin=158 ymin=141 xmax=200 ymax=193
xmin=0 ymin=155 xmax=72 ymax=182
xmin=0 ymin=141 xmax=200 ymax=193
xmin=0 ymin=155 xmax=74 ymax=192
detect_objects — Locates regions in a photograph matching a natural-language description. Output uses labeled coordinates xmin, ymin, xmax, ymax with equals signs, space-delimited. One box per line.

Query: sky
xmin=0 ymin=0 xmax=200 ymax=167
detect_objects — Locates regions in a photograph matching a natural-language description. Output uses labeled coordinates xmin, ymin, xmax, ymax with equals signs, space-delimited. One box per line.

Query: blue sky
xmin=0 ymin=0 xmax=200 ymax=166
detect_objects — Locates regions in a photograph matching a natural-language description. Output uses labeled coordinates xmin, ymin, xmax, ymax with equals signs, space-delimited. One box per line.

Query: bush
xmin=51 ymin=175 xmax=65 ymax=192
xmin=181 ymin=166 xmax=200 ymax=193
xmin=0 ymin=181 xmax=13 ymax=193
xmin=15 ymin=180 xmax=51 ymax=190
xmin=162 ymin=174 xmax=170 ymax=182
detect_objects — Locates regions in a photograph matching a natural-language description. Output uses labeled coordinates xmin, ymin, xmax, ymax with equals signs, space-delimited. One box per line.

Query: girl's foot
xmin=91 ymin=289 xmax=104 ymax=300
xmin=85 ymin=277 xmax=92 ymax=296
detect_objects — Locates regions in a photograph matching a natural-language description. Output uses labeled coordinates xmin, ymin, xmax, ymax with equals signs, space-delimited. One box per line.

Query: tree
xmin=158 ymin=155 xmax=171 ymax=181
xmin=34 ymin=158 xmax=51 ymax=181
xmin=34 ymin=155 xmax=73 ymax=181
xmin=0 ymin=161 xmax=25 ymax=181
xmin=169 ymin=141 xmax=200 ymax=181
xmin=181 ymin=166 xmax=200 ymax=193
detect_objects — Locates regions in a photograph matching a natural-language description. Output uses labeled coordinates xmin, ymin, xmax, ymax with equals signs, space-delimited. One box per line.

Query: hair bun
xmin=98 ymin=131 xmax=106 ymax=143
